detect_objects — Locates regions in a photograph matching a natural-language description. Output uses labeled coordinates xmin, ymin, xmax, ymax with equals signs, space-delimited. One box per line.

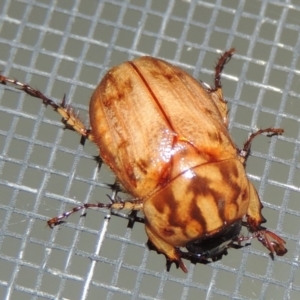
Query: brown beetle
xmin=0 ymin=49 xmax=287 ymax=272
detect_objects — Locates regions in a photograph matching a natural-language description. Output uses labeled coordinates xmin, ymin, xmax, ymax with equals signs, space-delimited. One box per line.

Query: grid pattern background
xmin=0 ymin=0 xmax=300 ymax=299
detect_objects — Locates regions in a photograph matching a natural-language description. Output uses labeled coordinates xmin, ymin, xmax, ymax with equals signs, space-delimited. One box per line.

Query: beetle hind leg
xmin=0 ymin=75 xmax=94 ymax=143
xmin=47 ymin=197 xmax=144 ymax=228
xmin=208 ymin=49 xmax=235 ymax=127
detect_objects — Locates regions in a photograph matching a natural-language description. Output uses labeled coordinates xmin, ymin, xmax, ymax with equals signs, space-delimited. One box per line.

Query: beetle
xmin=0 ymin=49 xmax=287 ymax=272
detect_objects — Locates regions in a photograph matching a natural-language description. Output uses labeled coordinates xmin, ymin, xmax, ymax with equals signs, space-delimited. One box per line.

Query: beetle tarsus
xmin=213 ymin=48 xmax=235 ymax=90
xmin=0 ymin=74 xmax=94 ymax=142
xmin=47 ymin=202 xmax=113 ymax=228
xmin=239 ymin=127 xmax=284 ymax=162
xmin=234 ymin=227 xmax=287 ymax=257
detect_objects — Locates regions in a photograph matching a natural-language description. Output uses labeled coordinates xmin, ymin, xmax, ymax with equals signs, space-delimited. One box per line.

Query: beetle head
xmin=183 ymin=220 xmax=242 ymax=262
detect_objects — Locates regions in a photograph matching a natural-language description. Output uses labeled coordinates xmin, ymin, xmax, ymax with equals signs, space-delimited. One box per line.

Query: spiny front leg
xmin=0 ymin=75 xmax=94 ymax=144
xmin=145 ymin=224 xmax=188 ymax=273
xmin=245 ymin=182 xmax=287 ymax=257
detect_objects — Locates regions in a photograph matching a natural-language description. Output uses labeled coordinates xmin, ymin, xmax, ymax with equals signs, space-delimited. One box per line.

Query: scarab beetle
xmin=0 ymin=49 xmax=287 ymax=272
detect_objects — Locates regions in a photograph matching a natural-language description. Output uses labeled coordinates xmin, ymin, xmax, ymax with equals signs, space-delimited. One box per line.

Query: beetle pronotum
xmin=0 ymin=49 xmax=287 ymax=272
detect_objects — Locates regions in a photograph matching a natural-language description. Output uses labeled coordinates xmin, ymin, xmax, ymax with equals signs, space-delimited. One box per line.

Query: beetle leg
xmin=208 ymin=49 xmax=235 ymax=127
xmin=47 ymin=202 xmax=111 ymax=228
xmin=145 ymin=226 xmax=188 ymax=273
xmin=239 ymin=127 xmax=284 ymax=163
xmin=246 ymin=182 xmax=287 ymax=257
xmin=233 ymin=225 xmax=287 ymax=257
xmin=47 ymin=198 xmax=143 ymax=228
xmin=246 ymin=181 xmax=266 ymax=229
xmin=0 ymin=75 xmax=94 ymax=144
xmin=213 ymin=48 xmax=235 ymax=91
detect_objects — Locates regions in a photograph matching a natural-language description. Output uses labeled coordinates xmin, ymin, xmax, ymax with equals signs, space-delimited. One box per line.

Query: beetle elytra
xmin=0 ymin=49 xmax=287 ymax=272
